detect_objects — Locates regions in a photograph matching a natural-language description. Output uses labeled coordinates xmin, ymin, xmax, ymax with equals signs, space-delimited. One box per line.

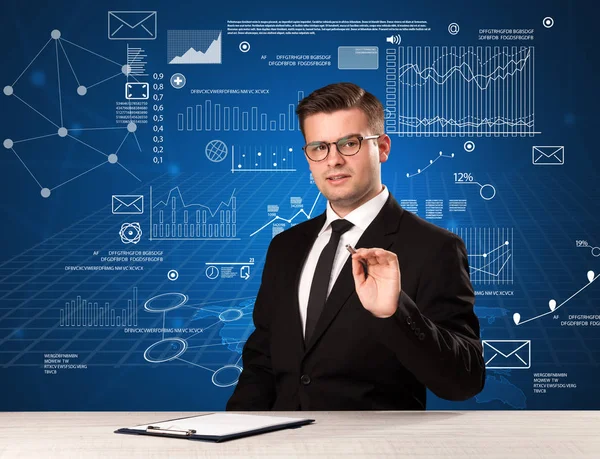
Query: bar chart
xmin=150 ymin=186 xmax=240 ymax=240
xmin=176 ymin=91 xmax=305 ymax=132
xmin=60 ymin=287 xmax=139 ymax=327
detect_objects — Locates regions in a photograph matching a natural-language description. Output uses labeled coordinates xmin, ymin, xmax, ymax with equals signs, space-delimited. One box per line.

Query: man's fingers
xmin=351 ymin=253 xmax=369 ymax=273
xmin=352 ymin=248 xmax=397 ymax=266
xmin=351 ymin=256 xmax=362 ymax=277
xmin=351 ymin=256 xmax=368 ymax=282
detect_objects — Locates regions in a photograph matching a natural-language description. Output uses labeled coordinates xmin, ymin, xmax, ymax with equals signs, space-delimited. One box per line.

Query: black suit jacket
xmin=226 ymin=193 xmax=485 ymax=410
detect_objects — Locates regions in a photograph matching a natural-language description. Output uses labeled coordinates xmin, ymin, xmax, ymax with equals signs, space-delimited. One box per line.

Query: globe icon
xmin=205 ymin=140 xmax=228 ymax=162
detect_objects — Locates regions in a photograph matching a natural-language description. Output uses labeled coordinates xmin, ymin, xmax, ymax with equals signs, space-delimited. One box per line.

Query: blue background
xmin=1 ymin=0 xmax=598 ymax=410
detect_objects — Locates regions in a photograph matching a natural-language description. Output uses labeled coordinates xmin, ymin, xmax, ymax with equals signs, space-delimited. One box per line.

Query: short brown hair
xmin=296 ymin=82 xmax=384 ymax=137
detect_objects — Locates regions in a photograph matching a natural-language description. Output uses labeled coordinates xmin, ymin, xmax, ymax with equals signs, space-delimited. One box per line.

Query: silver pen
xmin=346 ymin=244 xmax=368 ymax=277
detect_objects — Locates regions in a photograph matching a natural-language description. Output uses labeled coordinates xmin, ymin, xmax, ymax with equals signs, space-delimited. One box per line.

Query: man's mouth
xmin=326 ymin=174 xmax=350 ymax=182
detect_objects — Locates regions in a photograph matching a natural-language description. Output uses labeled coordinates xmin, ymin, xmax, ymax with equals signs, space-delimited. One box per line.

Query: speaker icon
xmin=385 ymin=34 xmax=401 ymax=45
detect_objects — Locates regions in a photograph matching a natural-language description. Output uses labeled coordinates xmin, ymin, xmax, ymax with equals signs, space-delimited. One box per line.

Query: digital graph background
xmin=0 ymin=0 xmax=598 ymax=410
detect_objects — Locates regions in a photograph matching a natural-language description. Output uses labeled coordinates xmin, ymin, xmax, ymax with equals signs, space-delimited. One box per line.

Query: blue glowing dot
xmin=564 ymin=113 xmax=576 ymax=125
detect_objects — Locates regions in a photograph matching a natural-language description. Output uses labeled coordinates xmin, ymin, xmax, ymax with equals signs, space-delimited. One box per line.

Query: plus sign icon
xmin=170 ymin=73 xmax=186 ymax=89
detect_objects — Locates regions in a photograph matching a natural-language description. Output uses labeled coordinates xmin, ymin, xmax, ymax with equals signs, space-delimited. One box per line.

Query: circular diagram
xmin=219 ymin=309 xmax=244 ymax=322
xmin=144 ymin=292 xmax=189 ymax=312
xmin=212 ymin=365 xmax=243 ymax=387
xmin=143 ymin=338 xmax=188 ymax=363
xmin=205 ymin=140 xmax=228 ymax=162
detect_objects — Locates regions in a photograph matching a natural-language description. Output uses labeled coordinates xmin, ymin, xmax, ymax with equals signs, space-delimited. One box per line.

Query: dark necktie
xmin=305 ymin=219 xmax=354 ymax=344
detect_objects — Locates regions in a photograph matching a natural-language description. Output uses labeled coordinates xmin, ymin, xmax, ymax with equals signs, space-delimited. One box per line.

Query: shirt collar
xmin=320 ymin=185 xmax=389 ymax=236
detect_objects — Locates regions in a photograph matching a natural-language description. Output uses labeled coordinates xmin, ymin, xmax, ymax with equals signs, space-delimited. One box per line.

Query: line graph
xmin=406 ymin=150 xmax=454 ymax=178
xmin=250 ymin=193 xmax=322 ymax=237
xmin=514 ymin=271 xmax=599 ymax=326
xmin=385 ymin=46 xmax=538 ymax=136
xmin=449 ymin=228 xmax=513 ymax=284
xmin=150 ymin=186 xmax=240 ymax=240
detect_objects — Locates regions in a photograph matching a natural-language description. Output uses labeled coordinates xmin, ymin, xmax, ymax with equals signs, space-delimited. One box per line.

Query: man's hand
xmin=350 ymin=248 xmax=401 ymax=318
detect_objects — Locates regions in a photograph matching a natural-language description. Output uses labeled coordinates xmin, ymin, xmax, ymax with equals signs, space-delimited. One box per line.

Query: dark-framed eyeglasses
xmin=302 ymin=134 xmax=381 ymax=162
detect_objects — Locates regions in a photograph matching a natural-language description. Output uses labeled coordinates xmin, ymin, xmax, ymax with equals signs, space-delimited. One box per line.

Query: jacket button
xmin=410 ymin=322 xmax=416 ymax=330
xmin=406 ymin=317 xmax=412 ymax=325
xmin=419 ymin=333 xmax=425 ymax=340
xmin=415 ymin=327 xmax=420 ymax=334
xmin=300 ymin=374 xmax=311 ymax=385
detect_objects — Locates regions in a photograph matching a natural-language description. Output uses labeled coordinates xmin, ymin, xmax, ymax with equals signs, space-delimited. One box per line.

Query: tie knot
xmin=330 ymin=219 xmax=354 ymax=235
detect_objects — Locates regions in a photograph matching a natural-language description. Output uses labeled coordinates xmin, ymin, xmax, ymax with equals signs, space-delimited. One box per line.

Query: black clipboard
xmin=115 ymin=413 xmax=315 ymax=443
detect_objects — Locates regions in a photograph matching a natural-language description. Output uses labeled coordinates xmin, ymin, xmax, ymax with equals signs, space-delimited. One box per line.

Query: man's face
xmin=302 ymin=107 xmax=391 ymax=217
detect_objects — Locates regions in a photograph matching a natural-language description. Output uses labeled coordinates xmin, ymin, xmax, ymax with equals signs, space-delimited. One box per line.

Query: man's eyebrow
xmin=307 ymin=133 xmax=361 ymax=144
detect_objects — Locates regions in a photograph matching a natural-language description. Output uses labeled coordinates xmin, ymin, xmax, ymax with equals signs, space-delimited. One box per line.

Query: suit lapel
xmin=303 ymin=195 xmax=405 ymax=356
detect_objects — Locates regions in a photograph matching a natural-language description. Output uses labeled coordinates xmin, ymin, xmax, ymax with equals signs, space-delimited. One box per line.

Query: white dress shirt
xmin=298 ymin=185 xmax=390 ymax=338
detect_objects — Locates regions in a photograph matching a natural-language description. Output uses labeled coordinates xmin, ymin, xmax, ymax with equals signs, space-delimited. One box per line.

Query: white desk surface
xmin=0 ymin=411 xmax=599 ymax=458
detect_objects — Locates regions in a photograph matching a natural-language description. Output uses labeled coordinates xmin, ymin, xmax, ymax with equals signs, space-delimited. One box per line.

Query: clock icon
xmin=205 ymin=265 xmax=220 ymax=280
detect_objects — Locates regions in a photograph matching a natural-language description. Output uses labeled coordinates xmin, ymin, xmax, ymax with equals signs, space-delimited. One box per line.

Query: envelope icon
xmin=483 ymin=340 xmax=531 ymax=369
xmin=112 ymin=195 xmax=144 ymax=214
xmin=532 ymin=146 xmax=564 ymax=165
xmin=108 ymin=11 xmax=157 ymax=40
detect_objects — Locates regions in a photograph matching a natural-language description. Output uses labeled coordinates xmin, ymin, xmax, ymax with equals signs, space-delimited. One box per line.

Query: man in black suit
xmin=226 ymin=82 xmax=485 ymax=410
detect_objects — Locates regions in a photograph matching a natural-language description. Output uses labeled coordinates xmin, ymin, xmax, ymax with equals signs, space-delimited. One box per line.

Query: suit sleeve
xmin=225 ymin=238 xmax=278 ymax=411
xmin=370 ymin=235 xmax=485 ymax=401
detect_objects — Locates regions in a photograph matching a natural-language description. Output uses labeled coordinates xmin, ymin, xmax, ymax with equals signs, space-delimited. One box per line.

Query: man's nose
xmin=326 ymin=145 xmax=346 ymax=167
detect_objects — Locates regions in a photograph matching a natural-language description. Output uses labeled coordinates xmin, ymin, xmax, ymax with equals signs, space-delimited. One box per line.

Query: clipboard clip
xmin=146 ymin=425 xmax=197 ymax=436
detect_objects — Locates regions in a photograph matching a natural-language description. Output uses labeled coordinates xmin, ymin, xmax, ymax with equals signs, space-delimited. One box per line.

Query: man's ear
xmin=378 ymin=134 xmax=391 ymax=163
